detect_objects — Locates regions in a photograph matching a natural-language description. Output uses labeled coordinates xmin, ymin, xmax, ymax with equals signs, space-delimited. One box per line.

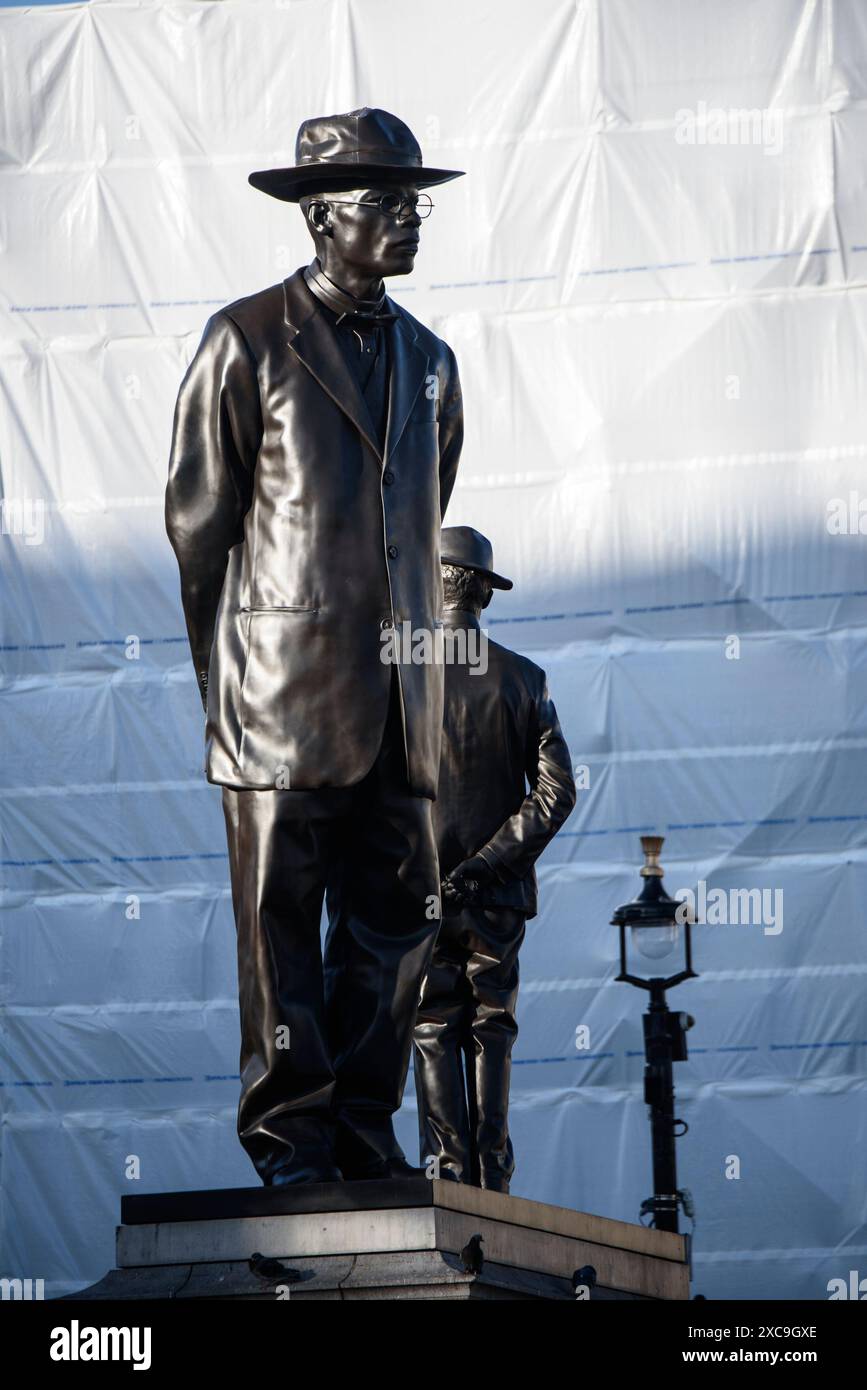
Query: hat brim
xmin=441 ymin=556 xmax=513 ymax=591
xmin=249 ymin=163 xmax=464 ymax=203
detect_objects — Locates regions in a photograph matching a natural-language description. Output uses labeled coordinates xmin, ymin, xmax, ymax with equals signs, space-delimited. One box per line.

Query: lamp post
xmin=612 ymin=835 xmax=697 ymax=1235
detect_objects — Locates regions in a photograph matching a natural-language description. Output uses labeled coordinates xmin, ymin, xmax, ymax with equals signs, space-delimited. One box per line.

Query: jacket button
xmin=388 ymin=544 xmax=399 ymax=558
xmin=383 ymin=470 xmax=395 ymax=485
xmin=380 ymin=617 xmax=393 ymax=630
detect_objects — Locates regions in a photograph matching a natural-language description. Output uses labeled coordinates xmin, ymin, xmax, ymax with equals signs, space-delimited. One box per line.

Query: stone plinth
xmin=65 ymin=1178 xmax=690 ymax=1301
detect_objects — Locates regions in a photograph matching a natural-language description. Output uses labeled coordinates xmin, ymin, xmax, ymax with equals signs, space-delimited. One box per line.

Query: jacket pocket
xmin=240 ymin=605 xmax=318 ymax=614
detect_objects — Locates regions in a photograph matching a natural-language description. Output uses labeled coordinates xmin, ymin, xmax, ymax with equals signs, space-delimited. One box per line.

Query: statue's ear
xmin=305 ymin=199 xmax=332 ymax=238
xmin=481 ymin=584 xmax=494 ymax=610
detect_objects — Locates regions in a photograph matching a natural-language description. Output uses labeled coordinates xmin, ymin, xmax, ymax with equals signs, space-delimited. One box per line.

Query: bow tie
xmin=304 ymin=262 xmax=398 ymax=326
xmin=338 ymin=309 xmax=399 ymax=328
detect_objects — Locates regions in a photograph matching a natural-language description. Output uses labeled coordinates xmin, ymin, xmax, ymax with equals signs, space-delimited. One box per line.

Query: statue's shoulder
xmin=390 ymin=300 xmax=456 ymax=367
xmin=216 ymin=279 xmax=289 ymax=339
xmin=493 ymin=640 xmax=546 ymax=690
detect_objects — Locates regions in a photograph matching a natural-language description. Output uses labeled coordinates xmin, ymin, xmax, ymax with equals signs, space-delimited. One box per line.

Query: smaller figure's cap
xmin=441 ymin=526 xmax=513 ymax=590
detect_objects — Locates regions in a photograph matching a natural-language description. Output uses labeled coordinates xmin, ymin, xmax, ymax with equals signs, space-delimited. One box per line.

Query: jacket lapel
xmin=283 ymin=271 xmax=381 ymax=460
xmin=284 ymin=271 xmax=431 ymax=468
xmin=384 ymin=310 xmax=430 ymax=465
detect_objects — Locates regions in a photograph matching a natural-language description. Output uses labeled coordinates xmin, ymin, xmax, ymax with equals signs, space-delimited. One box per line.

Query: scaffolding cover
xmin=2 ymin=0 xmax=866 ymax=1299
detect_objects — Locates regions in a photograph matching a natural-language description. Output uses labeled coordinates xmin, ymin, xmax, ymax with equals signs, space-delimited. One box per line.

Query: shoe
xmin=479 ymin=1173 xmax=510 ymax=1195
xmin=334 ymin=1114 xmax=423 ymax=1181
xmin=342 ymin=1156 xmax=427 ymax=1182
xmin=267 ymin=1163 xmax=343 ymax=1187
xmin=434 ymin=1166 xmax=462 ymax=1183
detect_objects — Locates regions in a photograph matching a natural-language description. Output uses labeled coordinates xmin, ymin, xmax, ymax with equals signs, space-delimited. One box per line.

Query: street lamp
xmin=612 ymin=835 xmax=697 ymax=1234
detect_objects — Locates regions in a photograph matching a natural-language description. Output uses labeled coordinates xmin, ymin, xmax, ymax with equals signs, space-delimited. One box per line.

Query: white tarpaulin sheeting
xmin=2 ymin=0 xmax=866 ymax=1299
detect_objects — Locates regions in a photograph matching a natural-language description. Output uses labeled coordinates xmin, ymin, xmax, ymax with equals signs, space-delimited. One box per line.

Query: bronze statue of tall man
xmin=165 ymin=109 xmax=464 ymax=1185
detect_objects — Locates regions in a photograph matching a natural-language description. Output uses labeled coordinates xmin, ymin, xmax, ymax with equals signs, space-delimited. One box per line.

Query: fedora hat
xmin=441 ymin=526 xmax=513 ymax=590
xmin=249 ymin=107 xmax=464 ymax=203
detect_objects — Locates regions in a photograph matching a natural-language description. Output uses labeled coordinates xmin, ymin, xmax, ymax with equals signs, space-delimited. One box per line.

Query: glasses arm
xmin=325 ymin=197 xmax=434 ymax=218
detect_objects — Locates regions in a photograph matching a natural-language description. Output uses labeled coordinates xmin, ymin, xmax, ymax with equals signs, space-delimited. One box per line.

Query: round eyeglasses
xmin=326 ymin=193 xmax=434 ymax=220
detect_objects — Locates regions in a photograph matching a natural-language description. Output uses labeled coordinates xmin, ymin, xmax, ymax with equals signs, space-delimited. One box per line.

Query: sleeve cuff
xmin=477 ymin=844 xmax=518 ymax=883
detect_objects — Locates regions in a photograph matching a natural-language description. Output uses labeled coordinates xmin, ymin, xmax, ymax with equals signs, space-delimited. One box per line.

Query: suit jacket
xmin=434 ymin=611 xmax=576 ymax=918
xmin=165 ymin=267 xmax=463 ymax=796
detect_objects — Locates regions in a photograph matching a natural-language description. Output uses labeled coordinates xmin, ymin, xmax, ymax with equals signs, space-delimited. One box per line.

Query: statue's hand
xmin=446 ymin=855 xmax=496 ymax=907
xmin=441 ymin=874 xmax=465 ymax=910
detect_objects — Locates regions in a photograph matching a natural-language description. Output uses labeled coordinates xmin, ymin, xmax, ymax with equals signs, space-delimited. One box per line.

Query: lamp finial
xmin=640 ymin=835 xmax=665 ymax=878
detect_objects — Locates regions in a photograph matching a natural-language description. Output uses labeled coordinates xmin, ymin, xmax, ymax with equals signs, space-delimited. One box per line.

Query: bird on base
xmin=572 ymin=1265 xmax=597 ymax=1298
xmin=460 ymin=1233 xmax=485 ymax=1276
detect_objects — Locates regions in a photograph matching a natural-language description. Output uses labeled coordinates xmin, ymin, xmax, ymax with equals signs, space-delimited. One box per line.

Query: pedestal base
xmin=66 ymin=1178 xmax=690 ymax=1302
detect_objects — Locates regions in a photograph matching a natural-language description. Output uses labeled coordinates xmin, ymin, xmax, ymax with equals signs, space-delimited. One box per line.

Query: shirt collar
xmin=303 ymin=259 xmax=397 ymax=325
xmin=441 ymin=608 xmax=482 ymax=631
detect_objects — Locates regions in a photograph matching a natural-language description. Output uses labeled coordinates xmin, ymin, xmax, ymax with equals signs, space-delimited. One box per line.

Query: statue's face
xmin=307 ymin=184 xmax=422 ymax=279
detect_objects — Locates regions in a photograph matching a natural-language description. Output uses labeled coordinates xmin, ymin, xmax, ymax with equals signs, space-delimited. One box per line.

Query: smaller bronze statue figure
xmin=413 ymin=527 xmax=577 ymax=1192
